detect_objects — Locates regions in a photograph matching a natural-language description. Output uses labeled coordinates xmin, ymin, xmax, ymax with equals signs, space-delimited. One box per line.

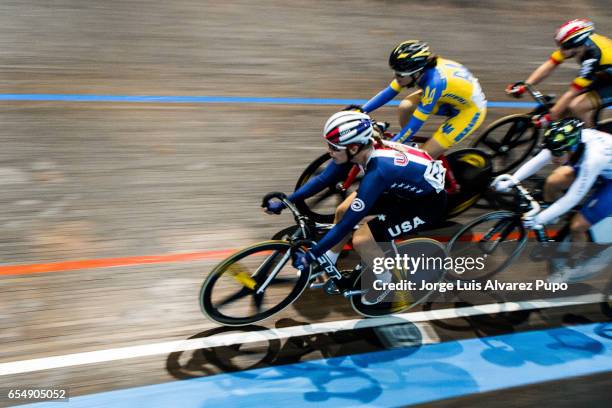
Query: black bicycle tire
xmin=446 ymin=211 xmax=527 ymax=280
xmin=349 ymin=238 xmax=448 ymax=317
xmin=444 ymin=148 xmax=493 ymax=218
xmin=294 ymin=153 xmax=338 ymax=224
xmin=473 ymin=114 xmax=539 ymax=176
xmin=200 ymin=240 xmax=310 ymax=326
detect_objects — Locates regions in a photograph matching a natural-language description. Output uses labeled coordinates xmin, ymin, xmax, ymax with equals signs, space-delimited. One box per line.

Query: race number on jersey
xmin=424 ymin=160 xmax=446 ymax=192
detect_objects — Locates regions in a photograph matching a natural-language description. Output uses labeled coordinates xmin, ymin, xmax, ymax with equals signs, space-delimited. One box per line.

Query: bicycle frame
xmin=263 ymin=192 xmax=362 ymax=297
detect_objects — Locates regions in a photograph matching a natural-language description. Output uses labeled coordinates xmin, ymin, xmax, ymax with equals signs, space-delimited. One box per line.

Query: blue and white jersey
xmin=289 ymin=144 xmax=445 ymax=256
xmin=512 ymin=128 xmax=612 ymax=225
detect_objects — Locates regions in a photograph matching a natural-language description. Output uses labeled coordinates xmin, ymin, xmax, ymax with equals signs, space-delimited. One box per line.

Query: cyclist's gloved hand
xmin=491 ymin=180 xmax=514 ymax=193
xmin=532 ymin=113 xmax=552 ymax=129
xmin=491 ymin=175 xmax=515 ymax=193
xmin=522 ymin=214 xmax=542 ymax=230
xmin=292 ymin=250 xmax=316 ymax=271
xmin=342 ymin=104 xmax=364 ymax=113
xmin=263 ymin=199 xmax=286 ymax=215
xmin=506 ymin=82 xmax=527 ymax=98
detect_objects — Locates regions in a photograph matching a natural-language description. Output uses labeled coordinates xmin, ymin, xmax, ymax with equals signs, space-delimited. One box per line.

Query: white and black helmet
xmin=323 ymin=111 xmax=374 ymax=149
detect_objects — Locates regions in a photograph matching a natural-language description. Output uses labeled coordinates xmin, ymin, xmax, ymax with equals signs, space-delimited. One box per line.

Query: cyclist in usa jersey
xmin=493 ymin=118 xmax=612 ymax=242
xmin=348 ymin=40 xmax=487 ymax=159
xmin=507 ymin=19 xmax=611 ymax=128
xmin=264 ymin=111 xmax=447 ymax=304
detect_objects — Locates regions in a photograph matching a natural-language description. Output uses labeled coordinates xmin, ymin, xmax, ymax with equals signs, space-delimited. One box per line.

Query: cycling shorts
xmin=430 ymin=103 xmax=487 ymax=149
xmin=585 ymin=83 xmax=612 ymax=107
xmin=366 ymin=191 xmax=447 ymax=242
xmin=581 ymin=179 xmax=612 ymax=226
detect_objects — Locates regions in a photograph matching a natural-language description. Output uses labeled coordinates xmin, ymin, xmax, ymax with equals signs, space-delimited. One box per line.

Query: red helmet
xmin=554 ymin=19 xmax=594 ymax=48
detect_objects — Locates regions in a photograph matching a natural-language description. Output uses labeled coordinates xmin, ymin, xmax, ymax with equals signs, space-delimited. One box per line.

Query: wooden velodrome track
xmin=0 ymin=1 xmax=610 ymax=406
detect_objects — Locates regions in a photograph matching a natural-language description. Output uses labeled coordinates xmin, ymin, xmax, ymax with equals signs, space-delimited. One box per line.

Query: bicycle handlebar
xmin=494 ymin=174 xmax=541 ymax=217
xmin=515 ymin=82 xmax=554 ymax=108
xmin=493 ymin=174 xmax=550 ymax=241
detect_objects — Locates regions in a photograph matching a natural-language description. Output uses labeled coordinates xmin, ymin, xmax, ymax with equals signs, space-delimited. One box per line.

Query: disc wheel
xmin=444 ymin=148 xmax=493 ymax=218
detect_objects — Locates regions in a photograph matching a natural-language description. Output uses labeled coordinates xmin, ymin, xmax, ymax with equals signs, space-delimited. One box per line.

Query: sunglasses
xmin=394 ymin=71 xmax=413 ymax=78
xmin=327 ymin=142 xmax=346 ymax=152
xmin=551 ymin=150 xmax=569 ymax=157
xmin=559 ymin=42 xmax=579 ymax=50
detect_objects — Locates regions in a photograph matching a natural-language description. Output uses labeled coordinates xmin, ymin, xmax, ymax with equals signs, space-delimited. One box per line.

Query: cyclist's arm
xmin=525 ymin=55 xmax=560 ymax=85
xmin=392 ymin=84 xmax=442 ymax=143
xmin=288 ymin=161 xmax=350 ymax=203
xmin=310 ymin=170 xmax=387 ymax=258
xmin=534 ymin=157 xmax=604 ymax=225
xmin=362 ymin=80 xmax=402 ymax=113
xmin=512 ymin=149 xmax=552 ymax=181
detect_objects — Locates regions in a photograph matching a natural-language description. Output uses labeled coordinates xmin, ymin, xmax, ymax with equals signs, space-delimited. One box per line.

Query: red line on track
xmin=0 ymin=249 xmax=237 ymax=276
xmin=0 ymin=230 xmax=545 ymax=277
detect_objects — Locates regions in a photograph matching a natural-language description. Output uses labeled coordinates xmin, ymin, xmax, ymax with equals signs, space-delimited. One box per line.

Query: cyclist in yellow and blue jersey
xmin=507 ymin=19 xmax=611 ymax=128
xmin=350 ymin=40 xmax=487 ymax=159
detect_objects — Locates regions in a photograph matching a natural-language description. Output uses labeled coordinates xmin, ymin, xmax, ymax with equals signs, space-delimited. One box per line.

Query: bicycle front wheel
xmin=200 ymin=241 xmax=310 ymax=326
xmin=473 ymin=114 xmax=539 ymax=176
xmin=446 ymin=211 xmax=527 ymax=280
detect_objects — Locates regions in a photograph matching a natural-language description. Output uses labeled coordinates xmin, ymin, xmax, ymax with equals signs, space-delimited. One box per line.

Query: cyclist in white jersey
xmin=493 ymin=118 xmax=612 ymax=242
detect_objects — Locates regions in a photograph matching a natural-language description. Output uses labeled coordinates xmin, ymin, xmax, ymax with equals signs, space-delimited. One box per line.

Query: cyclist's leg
xmin=570 ymin=213 xmax=592 ymax=242
xmin=352 ymin=216 xmax=385 ymax=269
xmin=357 ymin=192 xmax=447 ymax=302
xmin=425 ymin=106 xmax=486 ymax=158
xmin=329 ymin=192 xmax=357 ymax=257
xmin=398 ymin=90 xmax=423 ymax=128
xmin=569 ymin=91 xmax=599 ymax=127
xmin=543 ymin=166 xmax=575 ymax=202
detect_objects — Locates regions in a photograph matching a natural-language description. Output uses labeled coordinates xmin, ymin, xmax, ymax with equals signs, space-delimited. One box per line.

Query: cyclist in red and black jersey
xmin=507 ymin=19 xmax=611 ymax=128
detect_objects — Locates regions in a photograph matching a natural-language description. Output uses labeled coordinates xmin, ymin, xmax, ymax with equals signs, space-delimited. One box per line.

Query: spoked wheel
xmin=473 ymin=114 xmax=540 ymax=176
xmin=200 ymin=241 xmax=310 ymax=326
xmin=444 ymin=148 xmax=493 ymax=218
xmin=350 ymin=238 xmax=448 ymax=317
xmin=446 ymin=211 xmax=527 ymax=280
xmin=294 ymin=153 xmax=361 ymax=224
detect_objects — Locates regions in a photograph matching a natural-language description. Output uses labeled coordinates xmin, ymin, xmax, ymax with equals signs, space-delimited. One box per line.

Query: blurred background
xmin=0 ymin=1 xmax=610 ymax=406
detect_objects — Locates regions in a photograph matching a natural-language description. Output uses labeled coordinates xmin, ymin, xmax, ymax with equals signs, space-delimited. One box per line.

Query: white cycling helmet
xmin=323 ymin=111 xmax=373 ymax=149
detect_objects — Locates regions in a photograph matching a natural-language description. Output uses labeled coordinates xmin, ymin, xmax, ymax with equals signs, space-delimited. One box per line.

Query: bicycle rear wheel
xmin=446 ymin=211 xmax=527 ymax=280
xmin=294 ymin=153 xmax=360 ymax=224
xmin=444 ymin=148 xmax=493 ymax=218
xmin=350 ymin=238 xmax=448 ymax=317
xmin=473 ymin=114 xmax=539 ymax=176
xmin=200 ymin=241 xmax=310 ymax=326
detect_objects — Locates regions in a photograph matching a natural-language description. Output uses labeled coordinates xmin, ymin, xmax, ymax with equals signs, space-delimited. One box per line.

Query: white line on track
xmin=0 ymin=293 xmax=603 ymax=376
